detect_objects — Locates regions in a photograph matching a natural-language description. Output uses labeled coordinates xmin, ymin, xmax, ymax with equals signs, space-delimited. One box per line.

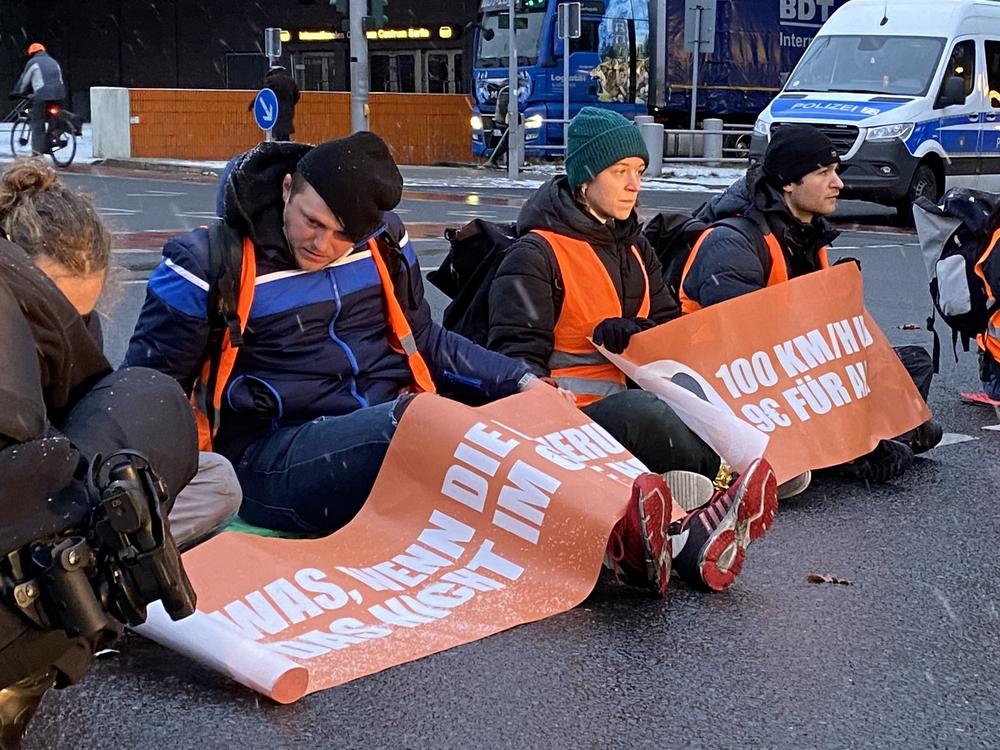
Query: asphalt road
xmin=21 ymin=170 xmax=1000 ymax=749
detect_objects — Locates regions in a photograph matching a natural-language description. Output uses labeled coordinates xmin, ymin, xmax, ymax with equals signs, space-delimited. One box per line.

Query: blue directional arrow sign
xmin=253 ymin=87 xmax=279 ymax=131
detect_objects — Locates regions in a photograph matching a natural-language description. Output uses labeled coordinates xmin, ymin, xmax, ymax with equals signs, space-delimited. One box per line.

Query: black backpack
xmin=426 ymin=219 xmax=518 ymax=346
xmin=642 ymin=210 xmax=764 ymax=304
xmin=914 ymin=188 xmax=1000 ymax=364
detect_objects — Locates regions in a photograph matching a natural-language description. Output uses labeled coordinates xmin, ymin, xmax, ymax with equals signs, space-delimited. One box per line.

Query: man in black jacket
xmin=681 ymin=124 xmax=941 ymax=482
xmin=249 ymin=65 xmax=300 ymax=141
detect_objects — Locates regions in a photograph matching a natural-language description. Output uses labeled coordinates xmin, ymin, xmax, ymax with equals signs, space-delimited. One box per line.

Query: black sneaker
xmin=839 ymin=439 xmax=914 ymax=483
xmin=901 ymin=420 xmax=944 ymax=454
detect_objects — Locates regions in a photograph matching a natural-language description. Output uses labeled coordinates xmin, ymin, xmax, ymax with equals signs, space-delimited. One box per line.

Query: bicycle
xmin=6 ymin=97 xmax=77 ymax=168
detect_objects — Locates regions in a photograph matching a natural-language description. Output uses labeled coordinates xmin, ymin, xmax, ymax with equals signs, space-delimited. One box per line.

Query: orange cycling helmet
xmin=27 ymin=43 xmax=46 ymax=55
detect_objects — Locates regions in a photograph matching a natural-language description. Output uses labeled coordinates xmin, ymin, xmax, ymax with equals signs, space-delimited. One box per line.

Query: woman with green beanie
xmin=486 ymin=106 xmax=778 ymax=595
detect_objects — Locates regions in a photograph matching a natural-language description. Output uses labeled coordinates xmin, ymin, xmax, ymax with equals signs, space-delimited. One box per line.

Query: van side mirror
xmin=778 ymin=71 xmax=790 ymax=87
xmin=937 ymin=76 xmax=967 ymax=108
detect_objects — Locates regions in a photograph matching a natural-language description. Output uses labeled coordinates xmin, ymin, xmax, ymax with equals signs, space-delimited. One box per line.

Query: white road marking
xmin=447 ymin=210 xmax=497 ymax=219
xmin=97 ymin=207 xmax=142 ymax=216
xmin=933 ymin=432 xmax=978 ymax=447
xmin=175 ymin=211 xmax=222 ymax=220
xmin=125 ymin=190 xmax=186 ymax=197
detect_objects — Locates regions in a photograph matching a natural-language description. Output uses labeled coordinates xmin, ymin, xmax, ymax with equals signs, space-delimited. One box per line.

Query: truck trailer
xmin=469 ymin=0 xmax=849 ymax=157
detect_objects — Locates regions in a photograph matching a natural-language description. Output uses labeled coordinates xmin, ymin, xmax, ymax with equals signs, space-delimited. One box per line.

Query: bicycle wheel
xmin=9 ymin=118 xmax=33 ymax=158
xmin=47 ymin=122 xmax=76 ymax=168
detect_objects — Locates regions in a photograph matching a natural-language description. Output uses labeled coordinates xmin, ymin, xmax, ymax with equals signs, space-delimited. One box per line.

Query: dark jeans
xmin=582 ymin=389 xmax=721 ymax=479
xmin=234 ymin=391 xmax=722 ymax=535
xmin=0 ymin=367 xmax=197 ymax=688
xmin=58 ymin=368 xmax=198 ymax=504
xmin=28 ymin=98 xmax=56 ymax=155
xmin=894 ymin=345 xmax=933 ymax=402
xmin=984 ymin=376 xmax=1000 ymax=400
xmin=235 ymin=401 xmax=400 ymax=534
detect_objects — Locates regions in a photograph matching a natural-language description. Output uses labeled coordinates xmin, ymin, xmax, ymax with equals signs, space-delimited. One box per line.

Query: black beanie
xmin=295 ymin=132 xmax=403 ymax=242
xmin=763 ymin=125 xmax=840 ymax=186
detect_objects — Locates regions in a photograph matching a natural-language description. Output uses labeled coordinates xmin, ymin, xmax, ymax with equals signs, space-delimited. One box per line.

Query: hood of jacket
xmin=695 ymin=163 xmax=839 ymax=258
xmin=516 ymin=175 xmax=643 ymax=248
xmin=221 ymin=140 xmax=313 ymax=271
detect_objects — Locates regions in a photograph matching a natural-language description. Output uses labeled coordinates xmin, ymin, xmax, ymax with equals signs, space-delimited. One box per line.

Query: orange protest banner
xmin=611 ymin=264 xmax=930 ymax=483
xmin=145 ymin=390 xmax=645 ymax=702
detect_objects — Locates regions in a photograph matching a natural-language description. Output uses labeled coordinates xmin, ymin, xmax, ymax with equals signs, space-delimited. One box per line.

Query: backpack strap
xmin=926 ymin=307 xmax=942 ymax=374
xmin=201 ymin=222 xmax=248 ymax=442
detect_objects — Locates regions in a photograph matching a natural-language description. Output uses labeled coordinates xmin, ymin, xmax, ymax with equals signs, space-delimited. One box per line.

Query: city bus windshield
xmin=475 ymin=10 xmax=546 ymax=68
xmin=786 ymin=35 xmax=946 ymax=97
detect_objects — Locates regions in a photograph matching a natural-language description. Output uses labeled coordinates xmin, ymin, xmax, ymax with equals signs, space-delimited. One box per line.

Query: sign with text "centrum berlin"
xmin=293 ymin=26 xmax=457 ymax=42
xmin=365 ymin=26 xmax=457 ymax=40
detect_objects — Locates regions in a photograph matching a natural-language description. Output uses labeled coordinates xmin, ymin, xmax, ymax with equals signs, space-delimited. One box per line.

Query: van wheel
xmin=896 ymin=164 xmax=938 ymax=225
xmin=733 ymin=133 xmax=750 ymax=159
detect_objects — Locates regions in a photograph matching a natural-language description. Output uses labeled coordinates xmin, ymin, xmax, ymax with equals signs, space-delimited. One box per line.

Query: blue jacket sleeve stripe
xmin=251 ymin=254 xmax=385 ymax=319
xmin=147 ymin=260 xmax=209 ymax=319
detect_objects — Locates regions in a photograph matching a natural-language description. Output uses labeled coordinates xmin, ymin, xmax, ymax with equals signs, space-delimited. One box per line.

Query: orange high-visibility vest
xmin=678 ymin=226 xmax=829 ymax=314
xmin=192 ymin=236 xmax=437 ymax=451
xmin=368 ymin=237 xmax=437 ymax=395
xmin=532 ymin=230 xmax=650 ymax=407
xmin=975 ymin=228 xmax=1000 ymax=363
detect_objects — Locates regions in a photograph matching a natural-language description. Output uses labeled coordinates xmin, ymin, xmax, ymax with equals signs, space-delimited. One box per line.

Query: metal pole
xmin=507 ymin=0 xmax=520 ymax=179
xmin=650 ymin=0 xmax=666 ymax=110
xmin=689 ymin=6 xmax=701 ymax=158
xmin=350 ymin=0 xmax=370 ymax=132
xmin=563 ymin=21 xmax=570 ymax=154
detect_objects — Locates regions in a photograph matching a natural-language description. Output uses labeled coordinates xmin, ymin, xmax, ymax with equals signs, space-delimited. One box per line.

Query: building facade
xmin=0 ymin=0 xmax=479 ymax=119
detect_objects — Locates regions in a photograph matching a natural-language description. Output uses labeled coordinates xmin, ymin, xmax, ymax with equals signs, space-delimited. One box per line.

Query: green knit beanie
xmin=565 ymin=107 xmax=650 ymax=188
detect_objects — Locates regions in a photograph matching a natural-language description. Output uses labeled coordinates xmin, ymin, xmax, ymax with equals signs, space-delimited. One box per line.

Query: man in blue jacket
xmin=12 ymin=43 xmax=65 ymax=156
xmin=124 ymin=134 xmax=567 ymax=533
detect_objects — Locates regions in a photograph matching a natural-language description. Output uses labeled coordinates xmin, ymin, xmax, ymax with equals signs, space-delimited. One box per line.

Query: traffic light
xmin=330 ymin=0 xmax=347 ymax=13
xmin=518 ymin=0 xmax=546 ymax=9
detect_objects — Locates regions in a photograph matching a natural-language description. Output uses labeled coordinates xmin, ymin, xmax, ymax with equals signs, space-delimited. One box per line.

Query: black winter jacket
xmin=488 ymin=176 xmax=678 ymax=376
xmin=261 ymin=67 xmax=300 ymax=136
xmin=683 ymin=165 xmax=840 ymax=308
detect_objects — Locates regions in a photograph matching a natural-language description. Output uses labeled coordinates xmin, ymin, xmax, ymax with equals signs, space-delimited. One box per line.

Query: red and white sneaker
xmin=605 ymin=473 xmax=672 ymax=598
xmin=668 ymin=458 xmax=778 ymax=592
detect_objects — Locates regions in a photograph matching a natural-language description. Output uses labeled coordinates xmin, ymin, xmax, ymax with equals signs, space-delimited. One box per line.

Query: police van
xmin=749 ymin=0 xmax=1000 ymax=221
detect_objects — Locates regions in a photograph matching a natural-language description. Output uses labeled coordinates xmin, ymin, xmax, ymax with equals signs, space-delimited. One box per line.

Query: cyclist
xmin=11 ymin=43 xmax=65 ymax=156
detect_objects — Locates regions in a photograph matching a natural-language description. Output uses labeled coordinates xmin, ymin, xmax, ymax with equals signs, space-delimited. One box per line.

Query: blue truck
xmin=470 ymin=0 xmax=850 ymax=157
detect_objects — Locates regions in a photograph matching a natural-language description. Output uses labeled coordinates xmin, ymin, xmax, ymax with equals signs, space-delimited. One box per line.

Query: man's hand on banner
xmin=522 ymin=374 xmax=578 ymax=406
xmin=592 ymin=317 xmax=651 ymax=354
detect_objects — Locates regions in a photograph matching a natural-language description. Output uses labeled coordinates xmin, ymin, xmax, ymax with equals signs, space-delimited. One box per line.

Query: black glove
xmin=592 ymin=317 xmax=646 ymax=354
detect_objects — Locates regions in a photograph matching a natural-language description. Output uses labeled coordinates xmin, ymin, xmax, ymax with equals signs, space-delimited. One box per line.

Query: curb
xmin=95 ymin=158 xmax=223 ymax=177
